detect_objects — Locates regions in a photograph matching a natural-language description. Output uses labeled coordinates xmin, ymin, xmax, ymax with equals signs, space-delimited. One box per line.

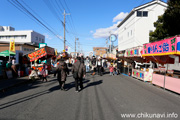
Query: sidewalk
xmin=0 ymin=76 xmax=30 ymax=93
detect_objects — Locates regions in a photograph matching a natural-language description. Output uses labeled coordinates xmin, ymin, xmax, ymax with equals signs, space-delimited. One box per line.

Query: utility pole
xmin=63 ymin=10 xmax=70 ymax=50
xmin=75 ymin=37 xmax=79 ymax=57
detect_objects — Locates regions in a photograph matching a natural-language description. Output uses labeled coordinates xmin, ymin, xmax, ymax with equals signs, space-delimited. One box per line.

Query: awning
xmin=0 ymin=50 xmax=15 ymax=57
xmin=123 ymin=46 xmax=146 ymax=63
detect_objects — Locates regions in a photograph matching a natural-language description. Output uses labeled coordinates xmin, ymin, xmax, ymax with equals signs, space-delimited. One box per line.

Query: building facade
xmin=0 ymin=26 xmax=45 ymax=54
xmin=117 ymin=0 xmax=167 ymax=51
xmin=93 ymin=47 xmax=107 ymax=57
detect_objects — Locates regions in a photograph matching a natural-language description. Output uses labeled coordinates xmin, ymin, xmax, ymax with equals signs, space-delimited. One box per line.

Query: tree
xmin=149 ymin=0 xmax=180 ymax=42
xmin=149 ymin=15 xmax=168 ymax=42
xmin=163 ymin=0 xmax=180 ymax=36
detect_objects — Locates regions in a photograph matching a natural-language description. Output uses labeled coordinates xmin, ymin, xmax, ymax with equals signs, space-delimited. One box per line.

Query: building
xmin=0 ymin=26 xmax=45 ymax=54
xmin=93 ymin=47 xmax=107 ymax=57
xmin=117 ymin=0 xmax=167 ymax=51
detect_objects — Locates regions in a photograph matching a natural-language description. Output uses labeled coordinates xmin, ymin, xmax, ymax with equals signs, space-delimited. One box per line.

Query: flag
xmin=9 ymin=39 xmax=15 ymax=52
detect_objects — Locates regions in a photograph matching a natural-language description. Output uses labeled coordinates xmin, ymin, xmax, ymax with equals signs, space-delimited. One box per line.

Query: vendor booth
xmin=27 ymin=46 xmax=55 ymax=72
xmin=123 ymin=46 xmax=153 ymax=81
xmin=106 ymin=53 xmax=117 ymax=61
xmin=143 ymin=35 xmax=180 ymax=94
xmin=0 ymin=50 xmax=16 ymax=79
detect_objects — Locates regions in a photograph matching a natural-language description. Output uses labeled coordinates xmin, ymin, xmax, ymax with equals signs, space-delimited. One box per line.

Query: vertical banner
xmin=55 ymin=49 xmax=57 ymax=56
xmin=9 ymin=39 xmax=15 ymax=52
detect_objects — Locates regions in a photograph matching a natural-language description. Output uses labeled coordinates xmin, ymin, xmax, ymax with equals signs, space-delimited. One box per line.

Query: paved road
xmin=0 ymin=73 xmax=180 ymax=120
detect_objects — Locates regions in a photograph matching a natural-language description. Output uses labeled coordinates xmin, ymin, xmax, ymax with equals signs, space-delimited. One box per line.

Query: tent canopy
xmin=0 ymin=50 xmax=15 ymax=57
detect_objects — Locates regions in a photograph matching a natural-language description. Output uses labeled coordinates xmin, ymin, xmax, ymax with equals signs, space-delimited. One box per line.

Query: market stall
xmin=27 ymin=46 xmax=55 ymax=72
xmin=142 ymin=35 xmax=180 ymax=94
xmin=121 ymin=46 xmax=153 ymax=81
xmin=0 ymin=50 xmax=16 ymax=79
xmin=106 ymin=53 xmax=117 ymax=61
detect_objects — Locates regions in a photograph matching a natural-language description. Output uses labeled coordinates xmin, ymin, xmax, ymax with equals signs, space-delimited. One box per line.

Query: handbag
xmin=73 ymin=63 xmax=81 ymax=79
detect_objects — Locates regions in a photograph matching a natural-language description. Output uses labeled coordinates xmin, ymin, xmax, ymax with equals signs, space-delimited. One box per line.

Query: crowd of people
xmin=29 ymin=55 xmax=123 ymax=92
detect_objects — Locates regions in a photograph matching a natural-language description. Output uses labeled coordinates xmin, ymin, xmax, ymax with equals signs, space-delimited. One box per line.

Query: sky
xmin=0 ymin=0 xmax=167 ymax=56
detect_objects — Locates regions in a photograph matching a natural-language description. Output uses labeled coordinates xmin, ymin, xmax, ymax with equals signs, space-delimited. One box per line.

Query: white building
xmin=0 ymin=26 xmax=45 ymax=54
xmin=0 ymin=26 xmax=45 ymax=44
xmin=117 ymin=0 xmax=167 ymax=51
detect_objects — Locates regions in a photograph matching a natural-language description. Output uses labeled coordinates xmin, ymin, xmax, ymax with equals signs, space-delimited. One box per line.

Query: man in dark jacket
xmin=71 ymin=57 xmax=86 ymax=92
xmin=116 ymin=59 xmax=122 ymax=75
xmin=91 ymin=56 xmax=96 ymax=75
xmin=56 ymin=58 xmax=69 ymax=90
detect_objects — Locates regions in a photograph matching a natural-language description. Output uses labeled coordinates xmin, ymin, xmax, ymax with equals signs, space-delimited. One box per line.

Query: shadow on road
xmin=84 ymin=80 xmax=103 ymax=89
xmin=0 ymin=78 xmax=57 ymax=99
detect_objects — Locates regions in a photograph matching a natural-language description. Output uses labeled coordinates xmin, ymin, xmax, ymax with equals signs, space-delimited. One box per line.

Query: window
xmin=24 ymin=48 xmax=27 ymax=51
xmin=36 ymin=37 xmax=38 ymax=41
xmin=137 ymin=11 xmax=142 ymax=17
xmin=137 ymin=11 xmax=148 ymax=17
xmin=143 ymin=11 xmax=148 ymax=17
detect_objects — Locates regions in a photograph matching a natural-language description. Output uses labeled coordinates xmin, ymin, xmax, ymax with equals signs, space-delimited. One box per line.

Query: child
xmin=41 ymin=63 xmax=48 ymax=82
xmin=109 ymin=64 xmax=114 ymax=76
xmin=29 ymin=68 xmax=38 ymax=80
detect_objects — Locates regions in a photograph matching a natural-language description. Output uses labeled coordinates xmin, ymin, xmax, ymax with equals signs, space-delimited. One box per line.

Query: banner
xmin=143 ymin=36 xmax=180 ymax=56
xmin=9 ymin=39 xmax=15 ymax=52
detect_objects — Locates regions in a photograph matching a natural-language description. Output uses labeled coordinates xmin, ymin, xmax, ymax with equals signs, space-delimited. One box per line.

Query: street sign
xmin=65 ymin=46 xmax=68 ymax=51
xmin=39 ymin=43 xmax=47 ymax=48
xmin=110 ymin=34 xmax=117 ymax=42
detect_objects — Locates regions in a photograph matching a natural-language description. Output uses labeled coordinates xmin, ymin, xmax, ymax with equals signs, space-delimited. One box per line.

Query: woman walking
xmin=56 ymin=58 xmax=69 ymax=90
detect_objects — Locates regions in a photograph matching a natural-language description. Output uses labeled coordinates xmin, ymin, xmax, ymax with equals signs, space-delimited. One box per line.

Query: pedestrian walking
xmin=56 ymin=58 xmax=69 ymax=90
xmin=71 ymin=57 xmax=86 ymax=92
xmin=97 ymin=57 xmax=103 ymax=76
xmin=85 ymin=57 xmax=90 ymax=72
xmin=41 ymin=63 xmax=48 ymax=82
xmin=116 ymin=59 xmax=122 ymax=75
xmin=91 ymin=56 xmax=96 ymax=75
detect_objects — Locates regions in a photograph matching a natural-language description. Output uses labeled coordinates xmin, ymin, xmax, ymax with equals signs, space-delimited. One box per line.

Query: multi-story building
xmin=0 ymin=26 xmax=45 ymax=54
xmin=93 ymin=47 xmax=107 ymax=57
xmin=117 ymin=0 xmax=167 ymax=51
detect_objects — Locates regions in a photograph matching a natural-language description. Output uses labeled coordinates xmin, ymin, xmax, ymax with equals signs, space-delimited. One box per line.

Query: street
xmin=0 ymin=72 xmax=180 ymax=120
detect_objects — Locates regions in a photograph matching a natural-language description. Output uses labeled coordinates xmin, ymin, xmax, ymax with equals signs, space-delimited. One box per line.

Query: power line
xmin=7 ymin=0 xmax=79 ymax=52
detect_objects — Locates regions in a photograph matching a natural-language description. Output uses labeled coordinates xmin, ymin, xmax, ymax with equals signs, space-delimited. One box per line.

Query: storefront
xmin=142 ymin=35 xmax=180 ymax=94
xmin=27 ymin=46 xmax=55 ymax=72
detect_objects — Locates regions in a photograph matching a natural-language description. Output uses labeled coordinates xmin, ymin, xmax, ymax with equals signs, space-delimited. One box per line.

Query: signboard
xmin=143 ymin=36 xmax=180 ymax=56
xmin=39 ymin=43 xmax=47 ymax=48
xmin=45 ymin=46 xmax=55 ymax=55
xmin=116 ymin=50 xmax=125 ymax=58
xmin=28 ymin=48 xmax=47 ymax=62
xmin=125 ymin=46 xmax=143 ymax=57
xmin=9 ymin=39 xmax=15 ymax=52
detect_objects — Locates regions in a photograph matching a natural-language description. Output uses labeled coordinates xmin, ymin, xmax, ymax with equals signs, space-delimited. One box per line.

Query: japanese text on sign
xmin=28 ymin=48 xmax=46 ymax=61
xmin=143 ymin=37 xmax=176 ymax=55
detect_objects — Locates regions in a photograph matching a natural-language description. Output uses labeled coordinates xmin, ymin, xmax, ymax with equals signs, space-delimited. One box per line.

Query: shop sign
xmin=125 ymin=47 xmax=143 ymax=57
xmin=45 ymin=46 xmax=55 ymax=55
xmin=143 ymin=36 xmax=180 ymax=56
xmin=28 ymin=48 xmax=47 ymax=62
